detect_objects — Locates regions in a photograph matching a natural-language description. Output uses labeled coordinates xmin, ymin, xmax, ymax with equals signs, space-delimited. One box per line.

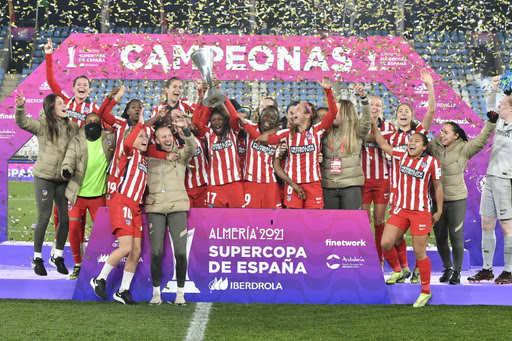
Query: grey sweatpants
xmin=323 ymin=186 xmax=362 ymax=210
xmin=33 ymin=176 xmax=69 ymax=253
xmin=432 ymin=199 xmax=466 ymax=272
xmin=147 ymin=212 xmax=188 ymax=288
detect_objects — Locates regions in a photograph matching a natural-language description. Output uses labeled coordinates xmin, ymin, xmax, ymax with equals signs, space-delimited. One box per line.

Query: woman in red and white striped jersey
xmin=243 ymin=76 xmax=337 ymax=209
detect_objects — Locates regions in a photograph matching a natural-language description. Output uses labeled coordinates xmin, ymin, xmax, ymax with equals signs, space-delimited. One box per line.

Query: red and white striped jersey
xmin=243 ymin=88 xmax=337 ymax=185
xmin=45 ymin=53 xmax=99 ymax=127
xmin=151 ymin=100 xmax=195 ymax=117
xmin=186 ymin=136 xmax=209 ymax=188
xmin=392 ymin=150 xmax=441 ymax=212
xmin=202 ymin=129 xmax=242 ymax=186
xmin=385 ymin=124 xmax=427 ymax=202
xmin=362 ymin=119 xmax=396 ymax=180
xmin=98 ymin=98 xmax=153 ymax=193
xmin=243 ymin=121 xmax=279 ymax=183
xmin=116 ymin=123 xmax=148 ymax=204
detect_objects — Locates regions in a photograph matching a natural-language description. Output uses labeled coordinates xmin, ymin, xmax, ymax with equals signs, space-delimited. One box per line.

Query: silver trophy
xmin=191 ymin=48 xmax=225 ymax=107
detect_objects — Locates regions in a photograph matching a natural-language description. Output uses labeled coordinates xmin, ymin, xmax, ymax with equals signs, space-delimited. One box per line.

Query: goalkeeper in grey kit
xmin=468 ymin=74 xmax=512 ymax=284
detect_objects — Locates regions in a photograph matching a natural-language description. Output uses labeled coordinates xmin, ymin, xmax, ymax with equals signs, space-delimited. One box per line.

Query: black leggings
xmin=33 ymin=177 xmax=69 ymax=253
xmin=146 ymin=212 xmax=188 ymax=288
xmin=433 ymin=199 xmax=466 ymax=272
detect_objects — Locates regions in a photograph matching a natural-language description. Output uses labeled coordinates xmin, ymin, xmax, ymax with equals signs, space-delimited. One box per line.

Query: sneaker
xmin=397 ymin=266 xmax=411 ymax=283
xmin=449 ymin=270 xmax=461 ymax=285
xmin=410 ymin=267 xmax=420 ymax=283
xmin=32 ymin=257 xmax=47 ymax=276
xmin=149 ymin=292 xmax=162 ymax=305
xmin=386 ymin=270 xmax=403 ymax=285
xmin=69 ymin=265 xmax=81 ymax=280
xmin=174 ymin=292 xmax=186 ymax=306
xmin=494 ymin=271 xmax=512 ymax=284
xmin=467 ymin=269 xmax=494 ymax=282
xmin=413 ymin=292 xmax=432 ymax=308
xmin=49 ymin=256 xmax=69 ymax=275
xmin=439 ymin=268 xmax=453 ymax=282
xmin=90 ymin=277 xmax=107 ymax=300
xmin=114 ymin=290 xmax=137 ymax=305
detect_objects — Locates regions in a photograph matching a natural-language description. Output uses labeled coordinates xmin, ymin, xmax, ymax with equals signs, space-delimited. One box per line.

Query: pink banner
xmin=73 ymin=207 xmax=390 ymax=304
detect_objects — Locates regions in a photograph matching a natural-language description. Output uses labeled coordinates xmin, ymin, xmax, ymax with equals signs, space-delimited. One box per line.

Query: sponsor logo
xmin=476 ymin=175 xmax=486 ymax=193
xmin=326 ymin=254 xmax=340 ymax=269
xmin=97 ymin=254 xmax=143 ymax=263
xmin=209 ymin=277 xmax=229 ymax=291
xmin=211 ymin=140 xmax=233 ymax=151
xmin=138 ymin=162 xmax=148 ymax=173
xmin=67 ymin=110 xmax=86 ymax=122
xmin=192 ymin=146 xmax=203 ymax=157
xmin=325 ymin=239 xmax=367 ymax=247
xmin=39 ymin=82 xmax=51 ymax=91
xmin=400 ymin=165 xmax=425 ymax=179
xmin=414 ymin=83 xmax=428 ymax=95
xmin=0 ymin=113 xmax=14 ymax=119
xmin=251 ymin=140 xmax=276 ymax=155
xmin=290 ymin=144 xmax=315 ymax=154
xmin=208 ymin=277 xmax=283 ymax=291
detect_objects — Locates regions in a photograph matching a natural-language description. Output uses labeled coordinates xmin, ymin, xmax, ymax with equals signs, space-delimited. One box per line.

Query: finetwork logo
xmin=326 ymin=254 xmax=340 ymax=269
xmin=209 ymin=277 xmax=229 ymax=292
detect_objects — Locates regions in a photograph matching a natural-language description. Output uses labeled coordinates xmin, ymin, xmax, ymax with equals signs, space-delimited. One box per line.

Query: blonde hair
xmin=327 ymin=99 xmax=358 ymax=154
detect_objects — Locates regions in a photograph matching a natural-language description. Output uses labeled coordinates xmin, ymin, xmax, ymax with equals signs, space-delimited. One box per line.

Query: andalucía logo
xmin=326 ymin=254 xmax=340 ymax=269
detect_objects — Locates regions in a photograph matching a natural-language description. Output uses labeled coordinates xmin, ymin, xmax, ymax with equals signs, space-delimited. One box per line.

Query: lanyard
xmin=330 ymin=134 xmax=345 ymax=156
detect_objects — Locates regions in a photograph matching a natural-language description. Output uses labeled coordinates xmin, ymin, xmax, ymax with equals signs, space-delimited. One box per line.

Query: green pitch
xmin=0 ymin=300 xmax=510 ymax=340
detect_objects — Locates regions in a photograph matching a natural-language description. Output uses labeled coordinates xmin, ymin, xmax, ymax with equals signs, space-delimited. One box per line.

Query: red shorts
xmin=284 ymin=181 xmax=323 ymax=209
xmin=207 ymin=181 xmax=245 ymax=208
xmin=243 ymin=182 xmax=282 ymax=208
xmin=387 ymin=207 xmax=431 ymax=235
xmin=106 ymin=174 xmax=119 ymax=201
xmin=107 ymin=193 xmax=143 ymax=238
xmin=68 ymin=196 xmax=106 ymax=221
xmin=187 ymin=185 xmax=208 ymax=208
xmin=362 ymin=178 xmax=390 ymax=205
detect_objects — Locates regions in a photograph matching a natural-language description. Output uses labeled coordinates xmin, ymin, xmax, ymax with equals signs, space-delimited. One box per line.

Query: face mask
xmin=85 ymin=122 xmax=102 ymax=141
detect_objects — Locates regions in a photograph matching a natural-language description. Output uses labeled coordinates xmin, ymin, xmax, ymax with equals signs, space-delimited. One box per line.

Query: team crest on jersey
xmin=287 ymin=194 xmax=292 ymax=202
xmin=83 ymin=106 xmax=91 ymax=114
xmin=420 ymin=161 xmax=428 ymax=169
xmin=125 ymin=219 xmax=132 ymax=226
xmin=306 ymin=132 xmax=313 ymax=140
xmin=68 ymin=202 xmax=73 ymax=211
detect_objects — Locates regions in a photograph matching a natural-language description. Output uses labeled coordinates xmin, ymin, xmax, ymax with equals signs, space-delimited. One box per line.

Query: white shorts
xmin=479 ymin=175 xmax=512 ymax=220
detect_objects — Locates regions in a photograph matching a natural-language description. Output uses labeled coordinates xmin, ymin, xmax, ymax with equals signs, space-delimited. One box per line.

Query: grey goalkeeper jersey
xmin=487 ymin=118 xmax=512 ymax=178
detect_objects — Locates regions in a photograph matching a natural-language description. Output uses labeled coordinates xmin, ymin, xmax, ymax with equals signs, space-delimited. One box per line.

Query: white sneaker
xmin=149 ymin=292 xmax=162 ymax=305
xmin=174 ymin=292 xmax=186 ymax=306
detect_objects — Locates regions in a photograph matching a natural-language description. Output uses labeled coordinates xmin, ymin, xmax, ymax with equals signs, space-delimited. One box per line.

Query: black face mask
xmin=84 ymin=122 xmax=102 ymax=141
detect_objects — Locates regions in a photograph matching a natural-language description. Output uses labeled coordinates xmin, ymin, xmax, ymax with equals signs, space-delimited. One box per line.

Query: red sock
xmin=53 ymin=205 xmax=59 ymax=233
xmin=374 ymin=224 xmax=385 ymax=263
xmin=417 ymin=257 xmax=431 ymax=294
xmin=383 ymin=247 xmax=401 ymax=272
xmin=395 ymin=239 xmax=408 ymax=268
xmin=69 ymin=220 xmax=82 ymax=265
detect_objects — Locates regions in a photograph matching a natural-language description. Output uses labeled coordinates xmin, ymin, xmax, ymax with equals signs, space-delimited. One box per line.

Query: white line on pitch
xmin=185 ymin=302 xmax=212 ymax=341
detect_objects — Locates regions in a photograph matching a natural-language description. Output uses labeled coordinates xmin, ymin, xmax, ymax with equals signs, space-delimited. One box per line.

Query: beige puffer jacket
xmin=145 ymin=133 xmax=197 ymax=214
xmin=427 ymin=121 xmax=495 ymax=201
xmin=15 ymin=106 xmax=79 ymax=181
xmin=320 ymin=101 xmax=372 ymax=189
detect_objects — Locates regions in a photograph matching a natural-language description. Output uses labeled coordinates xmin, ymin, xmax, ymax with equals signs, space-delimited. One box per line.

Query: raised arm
xmin=222 ymin=99 xmax=241 ymax=132
xmin=318 ymin=76 xmax=338 ymax=131
xmin=486 ymin=75 xmax=501 ymax=112
xmin=462 ymin=120 xmax=496 ymax=159
xmin=420 ymin=68 xmax=435 ymax=131
xmin=44 ymin=39 xmax=69 ymax=101
xmin=354 ymin=83 xmax=372 ymax=138
xmin=15 ymin=90 xmax=41 ymax=134
xmin=372 ymin=119 xmax=393 ymax=156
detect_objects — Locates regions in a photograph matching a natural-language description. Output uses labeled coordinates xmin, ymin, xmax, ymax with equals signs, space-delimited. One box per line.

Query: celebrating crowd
xmin=13 ymin=39 xmax=512 ymax=308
